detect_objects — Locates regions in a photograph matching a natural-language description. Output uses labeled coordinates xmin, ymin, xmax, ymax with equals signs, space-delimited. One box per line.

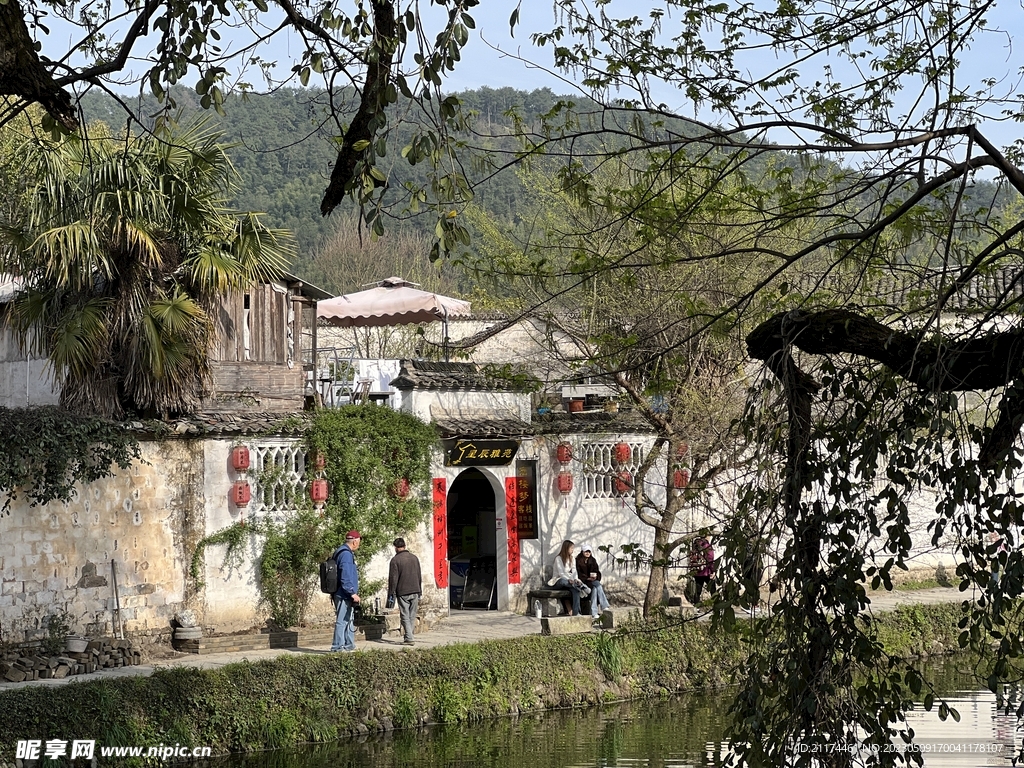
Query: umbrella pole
xmin=442 ymin=308 xmax=450 ymax=362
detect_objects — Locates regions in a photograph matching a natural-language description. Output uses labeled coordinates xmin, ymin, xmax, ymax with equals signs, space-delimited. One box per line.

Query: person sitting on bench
xmin=548 ymin=539 xmax=587 ymax=616
xmin=576 ymin=544 xmax=610 ymax=618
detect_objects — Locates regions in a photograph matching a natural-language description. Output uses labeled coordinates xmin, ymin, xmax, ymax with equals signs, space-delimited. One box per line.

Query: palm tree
xmin=0 ymin=118 xmax=294 ymax=418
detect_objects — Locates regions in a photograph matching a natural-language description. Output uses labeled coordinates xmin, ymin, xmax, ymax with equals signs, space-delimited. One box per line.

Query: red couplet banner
xmin=432 ymin=478 xmax=448 ymax=588
xmin=505 ymin=477 xmax=521 ymax=584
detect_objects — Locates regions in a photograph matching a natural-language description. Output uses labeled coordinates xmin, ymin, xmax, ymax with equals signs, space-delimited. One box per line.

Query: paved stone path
xmin=0 ymin=587 xmax=964 ymax=693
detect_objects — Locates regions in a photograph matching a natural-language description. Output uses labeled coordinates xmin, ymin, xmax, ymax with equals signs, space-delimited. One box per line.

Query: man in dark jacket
xmin=331 ymin=530 xmax=361 ymax=652
xmin=388 ymin=537 xmax=422 ymax=645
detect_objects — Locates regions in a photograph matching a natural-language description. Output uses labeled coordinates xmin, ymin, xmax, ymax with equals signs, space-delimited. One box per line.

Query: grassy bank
xmin=0 ymin=603 xmax=968 ymax=757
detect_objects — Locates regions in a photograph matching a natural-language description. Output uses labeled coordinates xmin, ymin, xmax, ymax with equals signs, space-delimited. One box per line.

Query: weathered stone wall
xmin=0 ymin=440 xmax=205 ymax=644
xmin=0 ymin=423 xmax=965 ymax=647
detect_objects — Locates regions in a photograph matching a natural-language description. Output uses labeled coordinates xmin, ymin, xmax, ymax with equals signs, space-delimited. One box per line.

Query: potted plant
xmin=357 ymin=614 xmax=387 ymax=641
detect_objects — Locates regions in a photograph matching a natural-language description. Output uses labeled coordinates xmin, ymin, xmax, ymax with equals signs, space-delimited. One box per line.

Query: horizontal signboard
xmin=445 ymin=439 xmax=520 ymax=466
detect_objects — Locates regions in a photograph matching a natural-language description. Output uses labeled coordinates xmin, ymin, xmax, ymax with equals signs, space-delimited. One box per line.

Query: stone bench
xmin=526 ymin=587 xmax=592 ymax=617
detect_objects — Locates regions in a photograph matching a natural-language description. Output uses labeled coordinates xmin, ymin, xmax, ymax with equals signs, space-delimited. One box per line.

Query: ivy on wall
xmin=304 ymin=405 xmax=437 ymax=561
xmin=192 ymin=405 xmax=437 ymax=627
xmin=0 ymin=406 xmax=140 ymax=512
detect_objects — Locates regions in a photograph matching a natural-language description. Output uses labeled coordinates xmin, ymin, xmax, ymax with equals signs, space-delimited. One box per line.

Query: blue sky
xmin=43 ymin=0 xmax=1024 ymax=150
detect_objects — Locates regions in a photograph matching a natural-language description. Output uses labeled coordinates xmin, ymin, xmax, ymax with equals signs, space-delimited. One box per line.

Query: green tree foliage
xmin=74 ymin=86 xmax=541 ymax=274
xmin=465 ymin=163 xmax=759 ymax=614
xmin=0 ymin=0 xmax=483 ymax=248
xmin=480 ymin=2 xmax=1024 ymax=766
xmin=0 ymin=118 xmax=293 ymax=419
xmin=191 ymin=406 xmax=437 ymax=627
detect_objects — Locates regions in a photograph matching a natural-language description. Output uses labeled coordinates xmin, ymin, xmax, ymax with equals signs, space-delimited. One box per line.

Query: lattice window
xmin=579 ymin=441 xmax=646 ymax=500
xmin=251 ymin=442 xmax=307 ymax=515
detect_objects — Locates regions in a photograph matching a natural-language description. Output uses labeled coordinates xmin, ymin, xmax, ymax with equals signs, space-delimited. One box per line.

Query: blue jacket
xmin=334 ymin=544 xmax=358 ymax=600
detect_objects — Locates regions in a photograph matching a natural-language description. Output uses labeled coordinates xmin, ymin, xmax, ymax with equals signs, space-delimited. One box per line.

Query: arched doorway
xmin=447 ymin=468 xmax=499 ymax=610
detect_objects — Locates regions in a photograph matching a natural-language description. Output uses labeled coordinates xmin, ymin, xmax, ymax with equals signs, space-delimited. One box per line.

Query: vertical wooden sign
xmin=432 ymin=478 xmax=448 ymax=588
xmin=505 ymin=477 xmax=521 ymax=584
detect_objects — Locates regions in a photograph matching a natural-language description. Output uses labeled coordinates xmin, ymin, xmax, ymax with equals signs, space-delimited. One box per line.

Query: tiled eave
xmin=529 ymin=410 xmax=657 ymax=436
xmin=127 ymin=412 xmax=311 ymax=439
xmin=434 ymin=417 xmax=535 ymax=439
xmin=390 ymin=359 xmax=536 ymax=392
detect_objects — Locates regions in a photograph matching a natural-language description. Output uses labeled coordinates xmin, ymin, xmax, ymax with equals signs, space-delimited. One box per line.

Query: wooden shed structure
xmin=206 ymin=273 xmax=330 ymax=412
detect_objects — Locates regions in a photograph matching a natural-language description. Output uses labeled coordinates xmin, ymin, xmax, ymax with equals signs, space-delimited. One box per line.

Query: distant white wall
xmin=0 ymin=329 xmax=60 ymax=408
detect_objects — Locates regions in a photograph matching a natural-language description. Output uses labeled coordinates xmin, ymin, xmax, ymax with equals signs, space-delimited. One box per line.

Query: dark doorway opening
xmin=447 ymin=468 xmax=497 ymax=610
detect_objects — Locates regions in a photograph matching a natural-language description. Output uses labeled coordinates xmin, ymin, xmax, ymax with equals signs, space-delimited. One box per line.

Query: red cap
xmin=346 ymin=530 xmax=361 ymax=540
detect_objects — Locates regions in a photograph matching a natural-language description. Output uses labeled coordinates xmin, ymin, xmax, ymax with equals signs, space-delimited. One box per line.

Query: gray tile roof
xmin=530 ymin=410 xmax=656 ymax=435
xmin=434 ymin=417 xmax=535 ymax=438
xmin=391 ymin=359 xmax=537 ymax=392
xmin=129 ymin=412 xmax=311 ymax=439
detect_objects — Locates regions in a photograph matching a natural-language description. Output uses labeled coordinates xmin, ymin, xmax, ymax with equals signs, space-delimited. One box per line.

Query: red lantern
xmin=614 ymin=470 xmax=632 ymax=495
xmin=556 ymin=442 xmax=573 ymax=464
xmin=557 ymin=471 xmax=574 ymax=494
xmin=389 ymin=478 xmax=411 ymax=499
xmin=673 ymin=469 xmax=690 ymax=489
xmin=231 ymin=445 xmax=250 ymax=471
xmin=675 ymin=442 xmax=689 ymax=460
xmin=231 ymin=481 xmax=251 ymax=507
xmin=613 ymin=442 xmax=631 ymax=465
xmin=310 ymin=478 xmax=329 ymax=505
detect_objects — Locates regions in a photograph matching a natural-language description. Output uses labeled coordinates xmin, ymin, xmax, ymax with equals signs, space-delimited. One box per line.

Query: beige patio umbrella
xmin=317 ymin=276 xmax=471 ymax=359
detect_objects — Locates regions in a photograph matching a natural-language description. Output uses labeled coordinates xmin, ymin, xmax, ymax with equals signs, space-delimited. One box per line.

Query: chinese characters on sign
xmin=515 ymin=460 xmax=538 ymax=540
xmin=505 ymin=477 xmax=521 ymax=584
xmin=432 ymin=478 xmax=448 ymax=588
xmin=445 ymin=440 xmax=520 ymax=466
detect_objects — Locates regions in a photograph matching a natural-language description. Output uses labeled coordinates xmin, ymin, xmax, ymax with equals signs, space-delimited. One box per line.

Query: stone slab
xmin=540 ymin=615 xmax=596 ymax=636
xmin=600 ymin=607 xmax=642 ymax=629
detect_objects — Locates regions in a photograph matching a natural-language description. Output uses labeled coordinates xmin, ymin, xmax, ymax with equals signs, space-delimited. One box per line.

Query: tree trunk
xmin=0 ymin=0 xmax=78 ymax=130
xmin=747 ymin=307 xmax=1024 ymax=469
xmin=319 ymin=0 xmax=395 ymax=215
xmin=644 ymin=522 xmax=673 ymax=615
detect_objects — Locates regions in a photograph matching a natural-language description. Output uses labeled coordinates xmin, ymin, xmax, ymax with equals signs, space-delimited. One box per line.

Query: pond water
xmin=220 ymin=659 xmax=1021 ymax=767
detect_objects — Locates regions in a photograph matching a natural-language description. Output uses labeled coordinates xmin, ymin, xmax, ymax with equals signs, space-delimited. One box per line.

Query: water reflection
xmin=895 ymin=659 xmax=1019 ymax=767
xmin=217 ymin=661 xmax=1020 ymax=768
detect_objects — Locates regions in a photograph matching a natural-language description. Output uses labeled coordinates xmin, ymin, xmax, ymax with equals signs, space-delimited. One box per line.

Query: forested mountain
xmin=75 ymin=86 xmax=1015 ymax=298
xmin=77 ymin=86 xmax=556 ymax=290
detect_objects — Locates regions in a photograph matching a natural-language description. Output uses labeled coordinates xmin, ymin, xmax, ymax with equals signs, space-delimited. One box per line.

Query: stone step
xmin=175 ymin=628 xmax=337 ymax=655
xmin=540 ymin=615 xmax=599 ymax=635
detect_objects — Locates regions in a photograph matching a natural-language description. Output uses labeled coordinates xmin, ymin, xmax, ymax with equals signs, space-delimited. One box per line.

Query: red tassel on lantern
xmin=556 ymin=442 xmax=573 ymax=464
xmin=231 ymin=445 xmax=250 ymax=471
xmin=231 ymin=481 xmax=251 ymax=507
xmin=557 ymin=471 xmax=574 ymax=494
xmin=614 ymin=470 xmax=632 ymax=495
xmin=613 ymin=442 xmax=631 ymax=464
xmin=310 ymin=478 xmax=329 ymax=505
xmin=673 ymin=469 xmax=690 ymax=489
xmin=389 ymin=478 xmax=411 ymax=499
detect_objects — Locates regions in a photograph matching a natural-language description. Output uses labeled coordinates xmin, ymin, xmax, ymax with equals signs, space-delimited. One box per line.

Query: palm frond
xmin=9 ymin=116 xmax=293 ymax=417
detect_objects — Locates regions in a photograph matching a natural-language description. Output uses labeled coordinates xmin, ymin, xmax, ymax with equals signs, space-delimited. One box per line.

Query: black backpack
xmin=319 ymin=546 xmax=344 ymax=594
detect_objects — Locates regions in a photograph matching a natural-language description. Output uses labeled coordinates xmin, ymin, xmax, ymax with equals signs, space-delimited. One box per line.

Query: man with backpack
xmin=331 ymin=530 xmax=362 ymax=652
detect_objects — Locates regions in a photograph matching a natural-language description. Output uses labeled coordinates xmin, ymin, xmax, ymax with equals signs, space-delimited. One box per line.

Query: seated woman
xmin=548 ymin=539 xmax=585 ymax=616
xmin=575 ymin=544 xmax=610 ymax=619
